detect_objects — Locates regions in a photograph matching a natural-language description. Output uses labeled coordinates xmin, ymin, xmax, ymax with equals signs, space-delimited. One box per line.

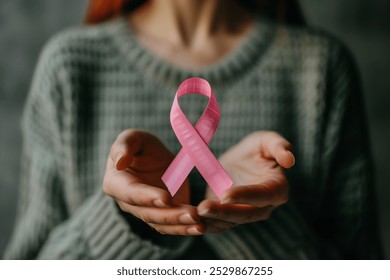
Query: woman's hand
xmin=198 ymin=131 xmax=295 ymax=233
xmin=103 ymin=129 xmax=204 ymax=235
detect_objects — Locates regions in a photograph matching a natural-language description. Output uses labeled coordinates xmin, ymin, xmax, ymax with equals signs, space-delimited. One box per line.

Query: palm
xmin=226 ymin=154 xmax=285 ymax=188
xmin=198 ymin=132 xmax=293 ymax=233
xmin=116 ymin=133 xmax=190 ymax=204
xmin=104 ymin=130 xmax=204 ymax=236
xmin=204 ymin=132 xmax=291 ymax=203
xmin=205 ymin=150 xmax=285 ymax=200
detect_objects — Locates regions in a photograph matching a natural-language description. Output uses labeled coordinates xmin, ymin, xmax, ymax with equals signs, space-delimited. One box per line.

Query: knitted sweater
xmin=4 ymin=16 xmax=383 ymax=259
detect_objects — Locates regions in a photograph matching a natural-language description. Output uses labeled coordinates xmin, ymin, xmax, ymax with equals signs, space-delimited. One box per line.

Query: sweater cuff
xmin=39 ymin=191 xmax=191 ymax=259
xmin=204 ymin=202 xmax=321 ymax=259
xmin=81 ymin=191 xmax=163 ymax=259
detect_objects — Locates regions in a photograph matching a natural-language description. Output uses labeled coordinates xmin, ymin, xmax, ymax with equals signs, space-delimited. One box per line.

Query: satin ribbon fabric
xmin=162 ymin=77 xmax=233 ymax=198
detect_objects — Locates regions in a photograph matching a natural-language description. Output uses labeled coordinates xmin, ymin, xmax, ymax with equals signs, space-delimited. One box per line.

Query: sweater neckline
xmin=109 ymin=15 xmax=276 ymax=88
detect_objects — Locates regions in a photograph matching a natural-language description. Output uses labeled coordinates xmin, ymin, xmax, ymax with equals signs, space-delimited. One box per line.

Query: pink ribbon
xmin=162 ymin=77 xmax=233 ymax=198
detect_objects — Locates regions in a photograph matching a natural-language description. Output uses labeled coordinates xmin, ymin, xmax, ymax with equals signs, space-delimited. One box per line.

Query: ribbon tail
xmin=162 ymin=149 xmax=193 ymax=196
xmin=194 ymin=153 xmax=233 ymax=199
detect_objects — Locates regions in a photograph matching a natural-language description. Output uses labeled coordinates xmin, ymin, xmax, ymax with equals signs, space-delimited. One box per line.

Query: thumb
xmin=109 ymin=129 xmax=144 ymax=170
xmin=259 ymin=132 xmax=295 ymax=169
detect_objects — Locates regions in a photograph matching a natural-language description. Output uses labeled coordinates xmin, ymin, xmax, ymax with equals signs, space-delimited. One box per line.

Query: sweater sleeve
xmin=3 ymin=35 xmax=188 ymax=260
xmin=314 ymin=41 xmax=384 ymax=259
xmin=3 ymin=40 xmax=66 ymax=259
xmin=203 ymin=202 xmax=320 ymax=259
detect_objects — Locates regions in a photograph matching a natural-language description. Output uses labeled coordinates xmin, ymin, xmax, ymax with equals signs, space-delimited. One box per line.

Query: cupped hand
xmin=198 ymin=131 xmax=295 ymax=233
xmin=103 ymin=129 xmax=205 ymax=235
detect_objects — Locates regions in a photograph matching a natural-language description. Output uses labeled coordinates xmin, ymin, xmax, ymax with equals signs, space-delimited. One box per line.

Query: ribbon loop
xmin=162 ymin=78 xmax=232 ymax=198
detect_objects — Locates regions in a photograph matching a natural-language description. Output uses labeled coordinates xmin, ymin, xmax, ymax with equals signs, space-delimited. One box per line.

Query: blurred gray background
xmin=0 ymin=0 xmax=389 ymax=258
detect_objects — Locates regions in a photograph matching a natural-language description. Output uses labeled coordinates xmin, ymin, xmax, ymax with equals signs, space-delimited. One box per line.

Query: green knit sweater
xmin=4 ymin=16 xmax=383 ymax=259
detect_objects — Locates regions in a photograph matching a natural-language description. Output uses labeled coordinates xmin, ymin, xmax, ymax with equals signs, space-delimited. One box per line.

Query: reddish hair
xmin=85 ymin=0 xmax=305 ymax=25
xmin=85 ymin=0 xmax=142 ymax=24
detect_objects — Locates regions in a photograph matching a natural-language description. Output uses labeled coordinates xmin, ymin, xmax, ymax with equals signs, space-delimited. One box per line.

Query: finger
xmin=104 ymin=173 xmax=172 ymax=207
xmin=220 ymin=178 xmax=289 ymax=207
xmin=259 ymin=132 xmax=295 ymax=168
xmin=149 ymin=223 xmax=205 ymax=236
xmin=118 ymin=202 xmax=199 ymax=225
xmin=109 ymin=129 xmax=144 ymax=170
xmin=198 ymin=200 xmax=274 ymax=224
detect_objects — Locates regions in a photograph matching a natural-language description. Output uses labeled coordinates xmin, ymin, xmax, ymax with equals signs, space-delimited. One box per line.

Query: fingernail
xmin=153 ymin=199 xmax=168 ymax=207
xmin=187 ymin=227 xmax=202 ymax=235
xmin=198 ymin=208 xmax=216 ymax=217
xmin=115 ymin=151 xmax=124 ymax=167
xmin=198 ymin=208 xmax=209 ymax=216
xmin=288 ymin=151 xmax=295 ymax=167
xmin=179 ymin=213 xmax=196 ymax=224
xmin=221 ymin=198 xmax=233 ymax=205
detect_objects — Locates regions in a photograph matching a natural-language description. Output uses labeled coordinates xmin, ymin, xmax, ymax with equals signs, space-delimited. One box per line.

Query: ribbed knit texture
xmin=4 ymin=16 xmax=383 ymax=259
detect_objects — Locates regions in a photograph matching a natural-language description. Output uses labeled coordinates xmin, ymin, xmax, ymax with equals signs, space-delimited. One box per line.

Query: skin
xmin=129 ymin=0 xmax=254 ymax=69
xmin=103 ymin=0 xmax=295 ymax=235
xmin=199 ymin=132 xmax=294 ymax=233
xmin=103 ymin=130 xmax=294 ymax=235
